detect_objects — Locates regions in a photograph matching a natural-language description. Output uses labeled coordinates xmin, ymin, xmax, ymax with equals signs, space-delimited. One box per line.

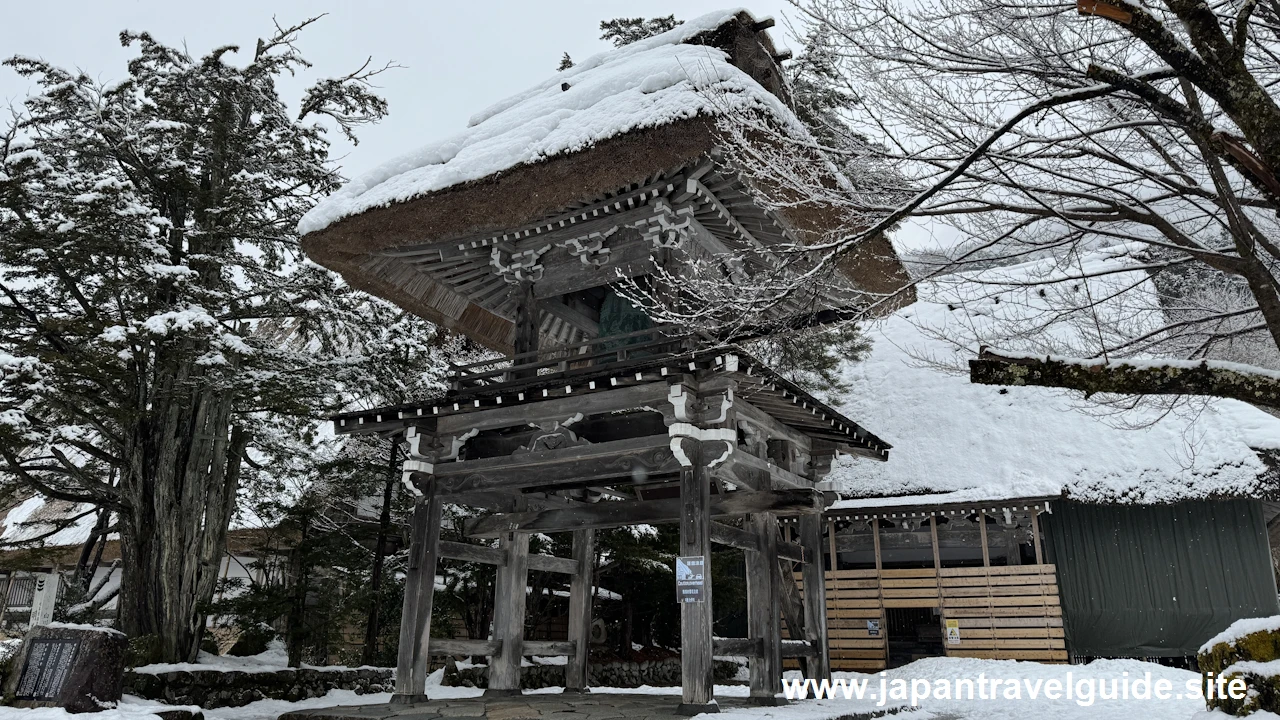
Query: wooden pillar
xmin=677 ymin=439 xmax=717 ymax=714
xmin=514 ymin=281 xmax=539 ymax=356
xmin=565 ymin=529 xmax=596 ymax=693
xmin=929 ymin=516 xmax=941 ymax=570
xmin=392 ymin=486 xmax=442 ymax=703
xmin=1031 ymin=511 xmax=1044 ymax=565
xmin=746 ymin=513 xmax=783 ymax=704
xmin=487 ymin=531 xmax=530 ymax=695
xmin=872 ymin=518 xmax=883 ymax=572
xmin=827 ymin=520 xmax=838 ymax=572
xmin=979 ymin=513 xmax=990 ymax=567
xmin=799 ymin=514 xmax=830 ymax=680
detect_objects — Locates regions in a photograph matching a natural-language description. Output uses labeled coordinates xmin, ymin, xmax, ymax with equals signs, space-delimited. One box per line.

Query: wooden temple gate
xmin=333 ymin=334 xmax=891 ymax=711
xmin=788 ymin=502 xmax=1065 ymax=670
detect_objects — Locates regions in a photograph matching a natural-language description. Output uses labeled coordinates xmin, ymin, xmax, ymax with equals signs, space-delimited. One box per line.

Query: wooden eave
xmin=817 ymin=497 xmax=1057 ymax=523
xmin=332 ymin=345 xmax=891 ymax=461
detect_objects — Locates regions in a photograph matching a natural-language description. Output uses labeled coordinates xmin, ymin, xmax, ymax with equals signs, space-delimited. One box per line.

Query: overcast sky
xmin=0 ymin=1 xmax=796 ymax=177
xmin=0 ymin=0 xmax=949 ymax=250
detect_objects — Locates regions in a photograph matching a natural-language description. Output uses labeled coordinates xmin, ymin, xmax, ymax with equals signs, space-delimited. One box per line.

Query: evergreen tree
xmin=599 ymin=16 xmax=680 ymax=47
xmin=557 ymin=52 xmax=574 ymax=71
xmin=0 ymin=19 xmax=398 ymax=663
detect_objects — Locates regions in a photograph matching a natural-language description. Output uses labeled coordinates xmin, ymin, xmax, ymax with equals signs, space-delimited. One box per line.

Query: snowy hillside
xmin=827 ymin=247 xmax=1280 ymax=506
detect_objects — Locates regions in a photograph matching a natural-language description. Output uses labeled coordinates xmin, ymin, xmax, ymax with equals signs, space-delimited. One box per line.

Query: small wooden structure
xmin=332 ymin=333 xmax=890 ymax=710
xmin=302 ymin=10 xmax=909 ymax=711
xmin=799 ymin=500 xmax=1063 ymax=671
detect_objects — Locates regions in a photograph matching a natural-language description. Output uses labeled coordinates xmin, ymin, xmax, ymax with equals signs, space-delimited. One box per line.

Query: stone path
xmin=277 ymin=694 xmax=907 ymax=720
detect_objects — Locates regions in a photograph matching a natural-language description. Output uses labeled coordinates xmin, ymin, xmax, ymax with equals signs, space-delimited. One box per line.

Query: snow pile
xmin=132 ymin=639 xmax=379 ymax=675
xmin=1201 ymin=616 xmax=1280 ymax=654
xmin=298 ymin=9 xmax=797 ymax=235
xmin=828 ymin=247 xmax=1280 ymax=507
xmin=0 ymin=657 xmax=1220 ymax=720
xmin=45 ymin=621 xmax=125 ymax=636
xmin=1221 ymin=658 xmax=1280 ymax=680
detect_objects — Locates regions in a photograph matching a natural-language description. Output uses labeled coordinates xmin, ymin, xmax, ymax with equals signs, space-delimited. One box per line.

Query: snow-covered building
xmin=298 ymin=9 xmax=911 ymax=353
xmin=0 ymin=496 xmax=279 ymax=629
xmin=299 ymin=9 xmax=910 ymax=708
xmin=804 ymin=249 xmax=1280 ymax=670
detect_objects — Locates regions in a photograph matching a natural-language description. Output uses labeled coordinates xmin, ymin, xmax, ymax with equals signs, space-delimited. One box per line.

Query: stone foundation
xmin=124 ymin=667 xmax=394 ymax=709
xmin=444 ymin=658 xmax=740 ymax=689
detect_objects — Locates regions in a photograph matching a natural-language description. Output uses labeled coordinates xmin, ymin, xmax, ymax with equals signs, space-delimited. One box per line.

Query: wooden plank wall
xmin=794 ymin=564 xmax=1064 ymax=671
xmin=812 ymin=568 xmax=885 ymax=671
xmin=939 ymin=565 xmax=1065 ymax=662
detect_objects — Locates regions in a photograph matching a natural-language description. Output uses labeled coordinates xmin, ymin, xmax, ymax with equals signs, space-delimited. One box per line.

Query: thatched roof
xmin=300 ymin=9 xmax=913 ymax=352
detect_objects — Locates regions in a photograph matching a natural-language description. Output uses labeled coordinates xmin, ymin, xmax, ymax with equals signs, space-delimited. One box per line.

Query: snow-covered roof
xmin=826 ymin=247 xmax=1280 ymax=509
xmin=0 ymin=496 xmax=101 ymax=547
xmin=298 ymin=9 xmax=793 ymax=235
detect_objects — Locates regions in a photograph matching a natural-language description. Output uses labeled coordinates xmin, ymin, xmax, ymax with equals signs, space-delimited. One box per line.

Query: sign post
xmin=29 ymin=573 xmax=57 ymax=628
xmin=945 ymin=619 xmax=961 ymax=645
xmin=675 ymin=556 xmax=706 ymax=603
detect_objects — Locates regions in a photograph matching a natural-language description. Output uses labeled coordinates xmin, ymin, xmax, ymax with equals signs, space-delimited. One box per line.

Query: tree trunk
xmin=286 ymin=517 xmax=312 ymax=668
xmin=117 ymin=369 xmax=248 ymax=664
xmin=970 ymin=348 xmax=1280 ymax=410
xmin=363 ymin=439 xmax=398 ymax=665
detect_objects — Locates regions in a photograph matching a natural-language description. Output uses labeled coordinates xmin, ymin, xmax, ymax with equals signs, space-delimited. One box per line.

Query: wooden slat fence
xmin=795 ymin=563 xmax=1065 ymax=671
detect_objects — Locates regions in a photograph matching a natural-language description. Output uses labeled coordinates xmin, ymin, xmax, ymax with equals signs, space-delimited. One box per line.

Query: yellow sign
xmin=945 ymin=619 xmax=961 ymax=645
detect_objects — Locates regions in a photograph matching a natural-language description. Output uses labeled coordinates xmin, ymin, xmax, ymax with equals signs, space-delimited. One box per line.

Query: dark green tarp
xmin=1041 ymin=499 xmax=1279 ymax=658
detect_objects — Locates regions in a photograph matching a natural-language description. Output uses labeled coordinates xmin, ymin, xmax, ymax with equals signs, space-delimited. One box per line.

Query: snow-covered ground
xmin=0 ymin=657 xmax=1256 ymax=720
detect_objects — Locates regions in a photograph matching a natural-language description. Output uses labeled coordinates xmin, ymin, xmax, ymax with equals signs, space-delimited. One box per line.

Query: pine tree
xmin=557 ymin=52 xmax=574 ymax=71
xmin=599 ymin=16 xmax=680 ymax=47
xmin=0 ymin=18 xmax=397 ymax=663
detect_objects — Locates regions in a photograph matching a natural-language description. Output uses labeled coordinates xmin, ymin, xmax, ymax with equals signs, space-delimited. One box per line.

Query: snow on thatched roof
xmin=298 ymin=8 xmax=792 ymax=235
xmin=827 ymin=246 xmax=1280 ymax=509
xmin=0 ymin=496 xmax=100 ymax=547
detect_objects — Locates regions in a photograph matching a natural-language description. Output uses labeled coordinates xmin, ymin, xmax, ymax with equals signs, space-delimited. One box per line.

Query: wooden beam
xmin=392 ymin=490 xmax=443 ymax=702
xmin=980 ymin=514 xmax=990 ymax=567
xmin=781 ymin=640 xmax=819 ymax=658
xmin=436 ymin=435 xmax=679 ymax=495
xmin=565 ymin=529 xmax=595 ymax=692
xmin=527 ymin=553 xmax=579 ymax=575
xmin=713 ymin=637 xmax=762 ymax=657
xmin=465 ymin=489 xmax=825 ymax=538
xmin=436 ymin=382 xmax=670 ymax=435
xmin=532 ymin=235 xmax=654 ymax=299
xmin=486 ymin=532 xmax=529 ymax=695
xmin=747 ymin=513 xmax=783 ymax=704
xmin=930 ymin=516 xmax=941 ymax=571
xmin=1031 ymin=511 xmax=1044 ymax=565
xmin=539 ymin=297 xmax=599 ymax=336
xmin=776 ymin=554 xmax=806 ymax=651
xmin=524 ymin=640 xmax=576 ymax=656
xmin=730 ymin=451 xmax=813 ymax=490
xmin=450 ymin=491 xmax=580 ymax=514
xmin=428 ymin=639 xmax=501 ymax=657
xmin=678 ymin=440 xmax=716 ymax=713
xmin=710 ymin=521 xmax=761 ymax=552
xmin=438 ymin=540 xmax=506 ymax=566
xmin=733 ymin=398 xmax=812 ymax=452
xmin=827 ymin=520 xmax=837 ymax=571
xmin=513 ymin=280 xmax=539 ymax=362
xmin=799 ymin=514 xmax=830 ymax=679
xmin=872 ymin=518 xmax=882 ymax=572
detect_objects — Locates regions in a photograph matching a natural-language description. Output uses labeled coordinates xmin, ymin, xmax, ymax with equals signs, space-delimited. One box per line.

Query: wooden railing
xmin=447 ymin=324 xmax=701 ymax=389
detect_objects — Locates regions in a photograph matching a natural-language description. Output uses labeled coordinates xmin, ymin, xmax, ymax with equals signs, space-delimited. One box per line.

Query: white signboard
xmin=29 ymin=573 xmax=58 ymax=627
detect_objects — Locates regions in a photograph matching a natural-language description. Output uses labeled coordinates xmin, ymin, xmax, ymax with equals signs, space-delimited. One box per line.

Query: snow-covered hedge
xmin=1198 ymin=615 xmax=1280 ymax=716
